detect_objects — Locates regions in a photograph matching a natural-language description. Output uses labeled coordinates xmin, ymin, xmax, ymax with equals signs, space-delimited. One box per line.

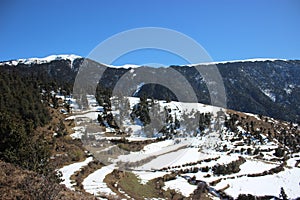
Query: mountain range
xmin=1 ymin=54 xmax=300 ymax=199
xmin=1 ymin=55 xmax=299 ymax=123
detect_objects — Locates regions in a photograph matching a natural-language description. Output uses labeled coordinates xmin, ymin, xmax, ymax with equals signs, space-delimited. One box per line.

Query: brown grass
xmin=0 ymin=160 xmax=97 ymax=200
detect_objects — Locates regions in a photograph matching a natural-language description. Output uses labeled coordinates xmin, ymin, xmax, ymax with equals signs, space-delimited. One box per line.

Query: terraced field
xmin=58 ymin=95 xmax=300 ymax=199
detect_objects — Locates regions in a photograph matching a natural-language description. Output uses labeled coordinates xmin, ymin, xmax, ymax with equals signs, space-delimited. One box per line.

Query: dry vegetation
xmin=44 ymin=107 xmax=88 ymax=168
xmin=0 ymin=160 xmax=97 ymax=200
xmin=104 ymin=170 xmax=185 ymax=199
xmin=70 ymin=160 xmax=104 ymax=192
xmin=0 ymin=106 xmax=93 ymax=200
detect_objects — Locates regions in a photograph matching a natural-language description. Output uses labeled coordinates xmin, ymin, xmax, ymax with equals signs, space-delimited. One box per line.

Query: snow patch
xmin=59 ymin=157 xmax=93 ymax=190
xmin=261 ymin=89 xmax=276 ymax=102
xmin=0 ymin=54 xmax=81 ymax=67
xmin=106 ymin=64 xmax=141 ymax=69
xmin=83 ymin=164 xmax=117 ymax=196
xmin=222 ymin=167 xmax=300 ymax=198
xmin=163 ymin=176 xmax=197 ymax=197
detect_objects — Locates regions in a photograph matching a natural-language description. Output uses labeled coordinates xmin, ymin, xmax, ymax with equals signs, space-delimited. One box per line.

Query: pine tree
xmin=97 ymin=114 xmax=105 ymax=126
xmin=279 ymin=187 xmax=288 ymax=200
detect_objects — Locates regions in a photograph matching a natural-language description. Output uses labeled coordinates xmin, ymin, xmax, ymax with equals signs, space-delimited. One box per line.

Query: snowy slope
xmin=57 ymin=94 xmax=300 ymax=199
xmin=0 ymin=54 xmax=82 ymax=66
xmin=0 ymin=55 xmax=288 ymax=69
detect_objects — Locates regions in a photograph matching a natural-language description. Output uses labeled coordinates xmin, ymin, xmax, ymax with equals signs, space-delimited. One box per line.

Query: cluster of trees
xmin=97 ymin=112 xmax=118 ymax=129
xmin=276 ymin=129 xmax=300 ymax=153
xmin=0 ymin=68 xmax=52 ymax=173
xmin=0 ymin=70 xmax=50 ymax=128
xmin=212 ymin=157 xmax=246 ymax=175
xmin=236 ymin=187 xmax=288 ymax=200
xmin=95 ymin=85 xmax=112 ymax=108
xmin=130 ymin=96 xmax=213 ymax=138
xmin=180 ymin=109 xmax=214 ymax=136
xmin=224 ymin=113 xmax=240 ymax=133
xmin=97 ymin=95 xmax=131 ymax=133
xmin=130 ymin=95 xmax=151 ymax=126
xmin=157 ymin=106 xmax=180 ymax=138
xmin=95 ymin=94 xmax=215 ymax=138
xmin=225 ymin=111 xmax=300 ymax=154
xmin=198 ymin=112 xmax=212 ymax=132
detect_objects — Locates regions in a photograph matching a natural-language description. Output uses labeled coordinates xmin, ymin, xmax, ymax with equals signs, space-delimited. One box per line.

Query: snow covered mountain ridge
xmin=1 ymin=54 xmax=300 ymax=122
xmin=186 ymin=58 xmax=288 ymax=66
xmin=0 ymin=54 xmax=81 ymax=66
xmin=0 ymin=54 xmax=292 ymax=68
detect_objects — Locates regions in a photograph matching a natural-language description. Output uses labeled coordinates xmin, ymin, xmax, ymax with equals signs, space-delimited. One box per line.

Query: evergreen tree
xmin=279 ymin=187 xmax=288 ymax=200
xmin=0 ymin=68 xmax=51 ymax=173
xmin=130 ymin=96 xmax=151 ymax=126
xmin=97 ymin=114 xmax=105 ymax=126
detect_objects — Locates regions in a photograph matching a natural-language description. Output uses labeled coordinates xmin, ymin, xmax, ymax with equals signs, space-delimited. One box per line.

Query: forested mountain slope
xmin=2 ymin=56 xmax=299 ymax=122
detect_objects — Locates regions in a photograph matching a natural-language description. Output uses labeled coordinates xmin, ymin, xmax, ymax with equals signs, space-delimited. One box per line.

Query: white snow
xmin=83 ymin=164 xmax=117 ymax=196
xmin=73 ymin=111 xmax=99 ymax=121
xmin=142 ymin=140 xmax=176 ymax=154
xmin=286 ymin=155 xmax=300 ymax=167
xmin=57 ymin=94 xmax=300 ymax=199
xmin=70 ymin=126 xmax=86 ymax=139
xmin=106 ymin=63 xmax=141 ymax=69
xmin=284 ymin=88 xmax=292 ymax=95
xmin=0 ymin=54 xmax=81 ymax=67
xmin=234 ymin=159 xmax=276 ymax=176
xmin=117 ymin=139 xmax=192 ymax=165
xmin=59 ymin=157 xmax=93 ymax=190
xmin=261 ymin=89 xmax=276 ymax=102
xmin=222 ymin=167 xmax=300 ymax=198
xmin=134 ymin=171 xmax=169 ymax=184
xmin=163 ymin=176 xmax=197 ymax=197
xmin=1 ymin=56 xmax=288 ymax=70
xmin=133 ymin=82 xmax=145 ymax=96
xmin=186 ymin=58 xmax=287 ymax=67
xmin=138 ymin=147 xmax=207 ymax=170
xmin=245 ymin=113 xmax=262 ymax=120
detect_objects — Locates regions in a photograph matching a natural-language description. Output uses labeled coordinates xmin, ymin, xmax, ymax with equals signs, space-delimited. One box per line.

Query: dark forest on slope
xmin=0 ymin=66 xmax=97 ymax=199
xmin=2 ymin=58 xmax=300 ymax=122
xmin=0 ymin=69 xmax=51 ymax=171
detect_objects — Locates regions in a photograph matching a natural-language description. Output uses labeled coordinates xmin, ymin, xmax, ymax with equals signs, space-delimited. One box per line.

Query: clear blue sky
xmin=0 ymin=0 xmax=299 ymax=66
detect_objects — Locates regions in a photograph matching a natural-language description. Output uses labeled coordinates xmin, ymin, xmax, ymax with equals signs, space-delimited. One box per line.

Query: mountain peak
xmin=0 ymin=54 xmax=82 ymax=66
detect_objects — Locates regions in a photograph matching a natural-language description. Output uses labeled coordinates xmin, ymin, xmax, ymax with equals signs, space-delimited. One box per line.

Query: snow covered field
xmin=117 ymin=139 xmax=192 ymax=164
xmin=58 ymin=95 xmax=300 ymax=199
xmin=221 ymin=167 xmax=300 ymax=198
xmin=163 ymin=176 xmax=197 ymax=197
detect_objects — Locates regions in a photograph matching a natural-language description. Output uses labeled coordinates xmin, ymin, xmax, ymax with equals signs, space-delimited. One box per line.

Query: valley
xmin=56 ymin=94 xmax=300 ymax=199
xmin=0 ymin=56 xmax=300 ymax=199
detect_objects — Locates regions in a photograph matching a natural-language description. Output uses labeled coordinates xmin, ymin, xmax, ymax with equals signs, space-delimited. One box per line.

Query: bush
xmin=274 ymin=147 xmax=285 ymax=157
xmin=70 ymin=149 xmax=84 ymax=161
xmin=237 ymin=194 xmax=256 ymax=200
xmin=213 ymin=157 xmax=246 ymax=175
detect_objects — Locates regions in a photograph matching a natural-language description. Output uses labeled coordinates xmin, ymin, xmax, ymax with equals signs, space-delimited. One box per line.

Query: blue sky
xmin=0 ymin=0 xmax=299 ymax=66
